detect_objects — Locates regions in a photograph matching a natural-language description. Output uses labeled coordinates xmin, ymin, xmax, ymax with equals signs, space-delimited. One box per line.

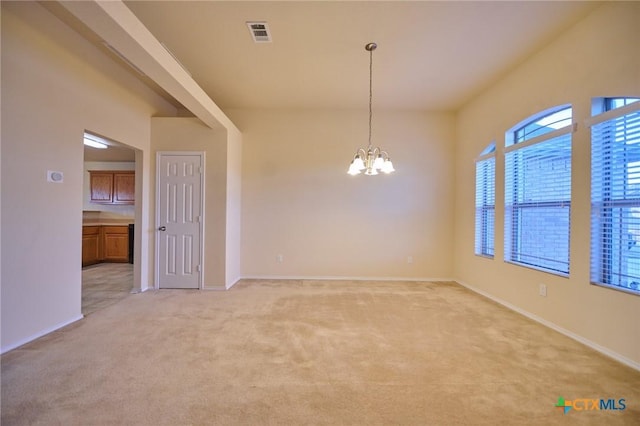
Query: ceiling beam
xmin=58 ymin=0 xmax=239 ymax=133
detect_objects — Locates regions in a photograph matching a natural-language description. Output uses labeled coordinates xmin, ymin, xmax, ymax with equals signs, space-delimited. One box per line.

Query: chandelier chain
xmin=368 ymin=46 xmax=373 ymax=149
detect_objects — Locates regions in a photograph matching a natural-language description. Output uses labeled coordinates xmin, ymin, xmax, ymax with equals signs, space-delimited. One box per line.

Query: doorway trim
xmin=154 ymin=151 xmax=205 ymax=289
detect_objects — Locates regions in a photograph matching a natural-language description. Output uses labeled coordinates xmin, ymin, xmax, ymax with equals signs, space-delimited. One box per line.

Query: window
xmin=606 ymin=97 xmax=639 ymax=111
xmin=504 ymin=105 xmax=573 ymax=275
xmin=475 ymin=143 xmax=496 ymax=257
xmin=511 ymin=108 xmax=573 ymax=145
xmin=590 ymin=97 xmax=640 ymax=294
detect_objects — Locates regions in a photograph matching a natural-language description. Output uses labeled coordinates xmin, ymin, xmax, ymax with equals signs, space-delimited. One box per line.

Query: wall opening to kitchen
xmin=81 ymin=132 xmax=137 ymax=315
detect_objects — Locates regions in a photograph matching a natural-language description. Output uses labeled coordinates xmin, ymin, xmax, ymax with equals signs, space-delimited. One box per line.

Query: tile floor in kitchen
xmin=82 ymin=263 xmax=133 ymax=315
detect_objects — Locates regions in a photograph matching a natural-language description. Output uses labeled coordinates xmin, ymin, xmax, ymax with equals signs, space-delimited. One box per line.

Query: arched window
xmin=475 ymin=142 xmax=496 ymax=257
xmin=504 ymin=105 xmax=573 ymax=275
xmin=590 ymin=97 xmax=640 ymax=294
xmin=509 ymin=107 xmax=572 ymax=146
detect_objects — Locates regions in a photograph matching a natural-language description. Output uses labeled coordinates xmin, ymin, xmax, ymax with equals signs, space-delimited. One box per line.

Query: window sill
xmin=591 ymin=281 xmax=640 ymax=297
xmin=475 ymin=254 xmax=494 ymax=260
xmin=504 ymin=260 xmax=569 ymax=278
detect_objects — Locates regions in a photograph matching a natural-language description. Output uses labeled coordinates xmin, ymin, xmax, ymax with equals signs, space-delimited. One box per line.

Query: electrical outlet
xmin=407 ymin=256 xmax=413 ymax=264
xmin=276 ymin=254 xmax=283 ymax=263
xmin=539 ymin=283 xmax=547 ymax=297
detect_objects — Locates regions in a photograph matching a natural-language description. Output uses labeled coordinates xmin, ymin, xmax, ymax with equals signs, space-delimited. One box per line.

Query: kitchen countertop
xmin=83 ymin=222 xmax=133 ymax=226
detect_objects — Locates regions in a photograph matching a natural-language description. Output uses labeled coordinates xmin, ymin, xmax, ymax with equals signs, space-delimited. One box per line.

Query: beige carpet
xmin=2 ymin=279 xmax=639 ymax=425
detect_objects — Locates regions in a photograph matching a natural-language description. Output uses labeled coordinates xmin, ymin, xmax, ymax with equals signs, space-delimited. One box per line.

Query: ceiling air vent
xmin=246 ymin=22 xmax=272 ymax=43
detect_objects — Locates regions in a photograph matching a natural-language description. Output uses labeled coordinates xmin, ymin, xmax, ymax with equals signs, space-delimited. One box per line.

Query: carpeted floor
xmin=2 ymin=279 xmax=639 ymax=425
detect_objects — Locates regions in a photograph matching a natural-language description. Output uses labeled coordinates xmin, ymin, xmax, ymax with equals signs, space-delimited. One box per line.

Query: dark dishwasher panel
xmin=128 ymin=223 xmax=134 ymax=264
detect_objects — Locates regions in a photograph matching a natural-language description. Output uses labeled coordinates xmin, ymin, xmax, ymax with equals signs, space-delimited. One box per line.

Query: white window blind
xmin=590 ymin=102 xmax=640 ymax=293
xmin=475 ymin=155 xmax=495 ymax=257
xmin=504 ymin=126 xmax=572 ymax=275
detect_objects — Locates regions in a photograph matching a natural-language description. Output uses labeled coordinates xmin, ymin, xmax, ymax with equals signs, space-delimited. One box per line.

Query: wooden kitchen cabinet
xmin=113 ymin=173 xmax=135 ymax=204
xmin=102 ymin=226 xmax=130 ymax=262
xmin=82 ymin=225 xmax=130 ymax=266
xmin=89 ymin=172 xmax=114 ymax=203
xmin=82 ymin=226 xmax=102 ymax=266
xmin=89 ymin=171 xmax=134 ymax=205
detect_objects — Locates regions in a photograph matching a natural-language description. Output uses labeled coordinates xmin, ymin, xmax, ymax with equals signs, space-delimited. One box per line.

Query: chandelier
xmin=348 ymin=42 xmax=395 ymax=176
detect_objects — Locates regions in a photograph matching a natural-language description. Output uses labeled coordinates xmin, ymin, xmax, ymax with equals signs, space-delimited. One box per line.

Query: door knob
xmin=158 ymin=226 xmax=166 ymax=231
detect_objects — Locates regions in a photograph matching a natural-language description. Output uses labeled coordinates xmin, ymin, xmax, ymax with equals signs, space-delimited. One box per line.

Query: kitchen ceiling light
xmin=348 ymin=42 xmax=395 ymax=176
xmin=84 ymin=134 xmax=108 ymax=149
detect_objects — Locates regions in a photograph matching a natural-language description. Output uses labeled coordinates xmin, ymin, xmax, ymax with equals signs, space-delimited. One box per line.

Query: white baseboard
xmin=202 ymin=285 xmax=227 ymax=291
xmin=184 ymin=275 xmax=445 ymax=291
xmin=226 ymin=278 xmax=241 ymax=290
xmin=1 ymin=314 xmax=84 ymax=355
xmin=239 ymin=275 xmax=453 ymax=282
xmin=455 ymin=278 xmax=640 ymax=372
xmin=200 ymin=276 xmax=243 ymax=291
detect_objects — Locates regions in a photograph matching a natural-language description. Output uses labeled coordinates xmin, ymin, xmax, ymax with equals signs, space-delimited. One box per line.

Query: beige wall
xmin=150 ymin=117 xmax=229 ymax=289
xmin=453 ymin=2 xmax=640 ymax=367
xmin=227 ymin=109 xmax=455 ymax=279
xmin=0 ymin=2 xmax=175 ymax=351
xmin=225 ymin=128 xmax=243 ymax=288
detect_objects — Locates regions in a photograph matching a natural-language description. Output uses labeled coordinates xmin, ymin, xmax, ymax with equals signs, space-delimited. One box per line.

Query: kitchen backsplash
xmin=83 ymin=211 xmax=134 ymax=225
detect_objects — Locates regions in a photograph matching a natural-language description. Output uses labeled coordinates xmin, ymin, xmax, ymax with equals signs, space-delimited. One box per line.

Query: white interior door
xmin=157 ymin=153 xmax=203 ymax=289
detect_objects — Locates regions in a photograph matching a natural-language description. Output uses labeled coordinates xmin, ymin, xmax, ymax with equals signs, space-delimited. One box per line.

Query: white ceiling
xmin=84 ymin=144 xmax=135 ymax=162
xmin=120 ymin=1 xmax=599 ymax=112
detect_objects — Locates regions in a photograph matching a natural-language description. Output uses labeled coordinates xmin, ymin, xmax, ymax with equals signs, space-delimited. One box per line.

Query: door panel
xmin=157 ymin=154 xmax=202 ymax=289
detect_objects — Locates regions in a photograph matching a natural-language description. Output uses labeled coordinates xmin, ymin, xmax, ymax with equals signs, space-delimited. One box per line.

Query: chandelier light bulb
xmin=348 ymin=161 xmax=362 ymax=175
xmin=382 ymin=159 xmax=395 ymax=174
xmin=373 ymin=154 xmax=385 ymax=170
